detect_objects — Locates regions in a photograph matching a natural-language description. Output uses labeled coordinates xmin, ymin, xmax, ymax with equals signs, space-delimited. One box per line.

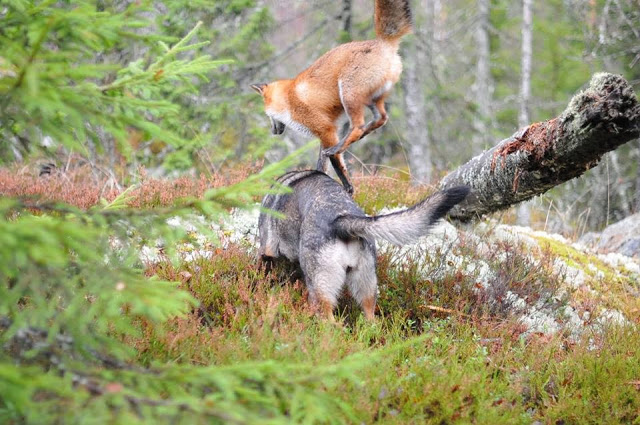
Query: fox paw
xmin=316 ymin=157 xmax=328 ymax=172
xmin=323 ymin=145 xmax=342 ymax=156
xmin=345 ymin=184 xmax=354 ymax=196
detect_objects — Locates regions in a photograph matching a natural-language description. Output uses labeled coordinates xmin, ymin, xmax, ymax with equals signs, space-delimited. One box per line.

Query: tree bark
xmin=439 ymin=73 xmax=640 ymax=222
xmin=472 ymin=0 xmax=493 ymax=149
xmin=403 ymin=47 xmax=432 ymax=182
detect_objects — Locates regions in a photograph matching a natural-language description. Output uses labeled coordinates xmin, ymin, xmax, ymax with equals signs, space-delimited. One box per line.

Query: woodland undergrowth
xmin=2 ymin=166 xmax=638 ymax=424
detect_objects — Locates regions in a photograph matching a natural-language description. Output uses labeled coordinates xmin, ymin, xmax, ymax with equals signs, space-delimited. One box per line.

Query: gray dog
xmin=258 ymin=170 xmax=469 ymax=320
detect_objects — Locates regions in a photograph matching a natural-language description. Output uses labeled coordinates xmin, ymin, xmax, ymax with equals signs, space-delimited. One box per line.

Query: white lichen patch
xmin=596 ymin=308 xmax=629 ymax=327
xmin=587 ymin=263 xmax=605 ymax=280
xmin=598 ymin=252 xmax=640 ymax=275
xmin=561 ymin=305 xmax=585 ymax=333
xmin=140 ymin=245 xmax=163 ymax=264
xmin=378 ymin=220 xmax=476 ymax=283
xmin=137 ymin=207 xmax=261 ymax=264
xmin=466 ymin=260 xmax=494 ymax=289
xmin=504 ymin=290 xmax=527 ymax=312
xmin=552 ymin=260 xmax=587 ymax=290
xmin=119 ymin=198 xmax=637 ymax=340
xmin=225 ymin=208 xmax=261 ymax=247
xmin=519 ymin=305 xmax=561 ymax=335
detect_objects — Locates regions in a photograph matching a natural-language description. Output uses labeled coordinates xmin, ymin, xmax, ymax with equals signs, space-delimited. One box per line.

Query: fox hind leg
xmin=323 ymin=115 xmax=366 ymax=156
xmin=362 ymin=96 xmax=389 ymax=138
xmin=323 ymin=81 xmax=368 ymax=156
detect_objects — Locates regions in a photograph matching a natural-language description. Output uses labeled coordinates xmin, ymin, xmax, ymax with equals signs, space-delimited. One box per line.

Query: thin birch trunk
xmin=472 ymin=0 xmax=492 ymax=150
xmin=516 ymin=0 xmax=533 ymax=226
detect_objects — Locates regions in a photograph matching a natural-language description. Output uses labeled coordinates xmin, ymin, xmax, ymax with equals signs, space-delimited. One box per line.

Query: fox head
xmin=251 ymin=81 xmax=290 ymax=135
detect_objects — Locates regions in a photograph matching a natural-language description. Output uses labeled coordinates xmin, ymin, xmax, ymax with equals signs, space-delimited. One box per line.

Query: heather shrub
xmin=0 ymin=161 xmax=262 ymax=210
xmin=353 ymin=172 xmax=432 ymax=214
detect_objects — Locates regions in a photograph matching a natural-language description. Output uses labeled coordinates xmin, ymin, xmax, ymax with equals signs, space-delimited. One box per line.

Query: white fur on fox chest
xmin=266 ymin=108 xmax=314 ymax=138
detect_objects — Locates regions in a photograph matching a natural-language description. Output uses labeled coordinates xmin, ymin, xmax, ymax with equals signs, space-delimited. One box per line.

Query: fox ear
xmin=250 ymin=83 xmax=267 ymax=95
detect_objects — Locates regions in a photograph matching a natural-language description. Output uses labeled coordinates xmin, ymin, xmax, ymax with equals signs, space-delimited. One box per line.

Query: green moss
xmin=533 ymin=234 xmax=640 ymax=317
xmin=533 ymin=235 xmax=612 ymax=278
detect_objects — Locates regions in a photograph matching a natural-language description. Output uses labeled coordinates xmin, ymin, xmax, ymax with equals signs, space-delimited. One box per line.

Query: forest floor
xmin=3 ymin=162 xmax=640 ymax=424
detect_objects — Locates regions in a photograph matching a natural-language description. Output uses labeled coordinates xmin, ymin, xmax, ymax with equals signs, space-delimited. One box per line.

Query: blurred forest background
xmin=2 ymin=0 xmax=639 ymax=232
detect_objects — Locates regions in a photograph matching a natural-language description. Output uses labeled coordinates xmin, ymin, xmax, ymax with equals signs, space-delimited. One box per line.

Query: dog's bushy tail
xmin=334 ymin=186 xmax=470 ymax=246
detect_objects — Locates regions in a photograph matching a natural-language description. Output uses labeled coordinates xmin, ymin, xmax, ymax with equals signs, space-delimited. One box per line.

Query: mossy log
xmin=439 ymin=73 xmax=640 ymax=222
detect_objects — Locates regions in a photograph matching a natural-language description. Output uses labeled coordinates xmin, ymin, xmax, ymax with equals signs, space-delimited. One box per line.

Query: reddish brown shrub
xmin=0 ymin=161 xmax=261 ymax=210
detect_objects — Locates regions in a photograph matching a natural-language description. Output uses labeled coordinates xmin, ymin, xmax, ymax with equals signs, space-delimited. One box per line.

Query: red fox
xmin=251 ymin=0 xmax=413 ymax=195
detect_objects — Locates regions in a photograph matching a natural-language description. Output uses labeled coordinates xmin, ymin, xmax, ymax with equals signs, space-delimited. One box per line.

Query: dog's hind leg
xmin=345 ymin=250 xmax=378 ymax=320
xmin=308 ymin=291 xmax=336 ymax=321
xmin=306 ymin=265 xmax=346 ymax=321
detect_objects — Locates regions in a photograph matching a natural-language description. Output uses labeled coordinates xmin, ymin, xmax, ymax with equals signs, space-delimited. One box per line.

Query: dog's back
xmin=259 ymin=171 xmax=469 ymax=320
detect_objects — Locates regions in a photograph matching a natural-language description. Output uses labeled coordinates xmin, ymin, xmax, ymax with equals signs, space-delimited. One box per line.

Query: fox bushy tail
xmin=334 ymin=186 xmax=470 ymax=246
xmin=374 ymin=0 xmax=413 ymax=42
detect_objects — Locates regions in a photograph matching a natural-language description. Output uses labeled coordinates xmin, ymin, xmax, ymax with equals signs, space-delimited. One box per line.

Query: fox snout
xmin=271 ymin=117 xmax=286 ymax=135
xmin=250 ymin=83 xmax=286 ymax=135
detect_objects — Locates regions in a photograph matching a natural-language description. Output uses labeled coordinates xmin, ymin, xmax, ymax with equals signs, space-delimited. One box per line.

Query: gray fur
xmin=258 ymin=170 xmax=469 ymax=319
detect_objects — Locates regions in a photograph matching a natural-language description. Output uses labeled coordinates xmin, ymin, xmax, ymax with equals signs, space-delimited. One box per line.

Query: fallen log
xmin=439 ymin=73 xmax=640 ymax=222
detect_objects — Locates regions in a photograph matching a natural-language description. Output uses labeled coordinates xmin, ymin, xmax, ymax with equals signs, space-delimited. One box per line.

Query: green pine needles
xmin=0 ymin=0 xmax=227 ymax=166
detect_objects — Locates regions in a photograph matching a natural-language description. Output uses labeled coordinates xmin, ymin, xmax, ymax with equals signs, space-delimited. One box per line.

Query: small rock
xmin=179 ymin=271 xmax=193 ymax=282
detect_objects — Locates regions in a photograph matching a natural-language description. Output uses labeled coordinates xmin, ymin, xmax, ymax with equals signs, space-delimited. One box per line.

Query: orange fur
xmin=361 ymin=296 xmax=376 ymax=321
xmin=252 ymin=0 xmax=413 ymax=195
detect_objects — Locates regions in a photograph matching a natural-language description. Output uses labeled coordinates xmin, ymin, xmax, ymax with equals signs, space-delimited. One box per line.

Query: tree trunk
xmin=341 ymin=0 xmax=352 ymax=40
xmin=636 ymin=143 xmax=640 ymax=213
xmin=516 ymin=0 xmax=534 ymax=226
xmin=403 ymin=0 xmax=433 ymax=183
xmin=472 ymin=0 xmax=493 ymax=150
xmin=403 ymin=43 xmax=432 ymax=182
xmin=518 ymin=0 xmax=533 ymax=128
xmin=439 ymin=73 xmax=640 ymax=222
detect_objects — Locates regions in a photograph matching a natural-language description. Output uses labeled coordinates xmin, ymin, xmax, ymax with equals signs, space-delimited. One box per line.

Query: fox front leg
xmin=330 ymin=153 xmax=354 ymax=195
xmin=316 ymin=146 xmax=329 ymax=173
xmin=317 ymin=148 xmax=354 ymax=195
xmin=315 ymin=123 xmax=353 ymax=194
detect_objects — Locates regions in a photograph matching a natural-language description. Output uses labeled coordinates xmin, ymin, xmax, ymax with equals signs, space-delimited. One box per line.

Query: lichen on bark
xmin=440 ymin=73 xmax=640 ymax=222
